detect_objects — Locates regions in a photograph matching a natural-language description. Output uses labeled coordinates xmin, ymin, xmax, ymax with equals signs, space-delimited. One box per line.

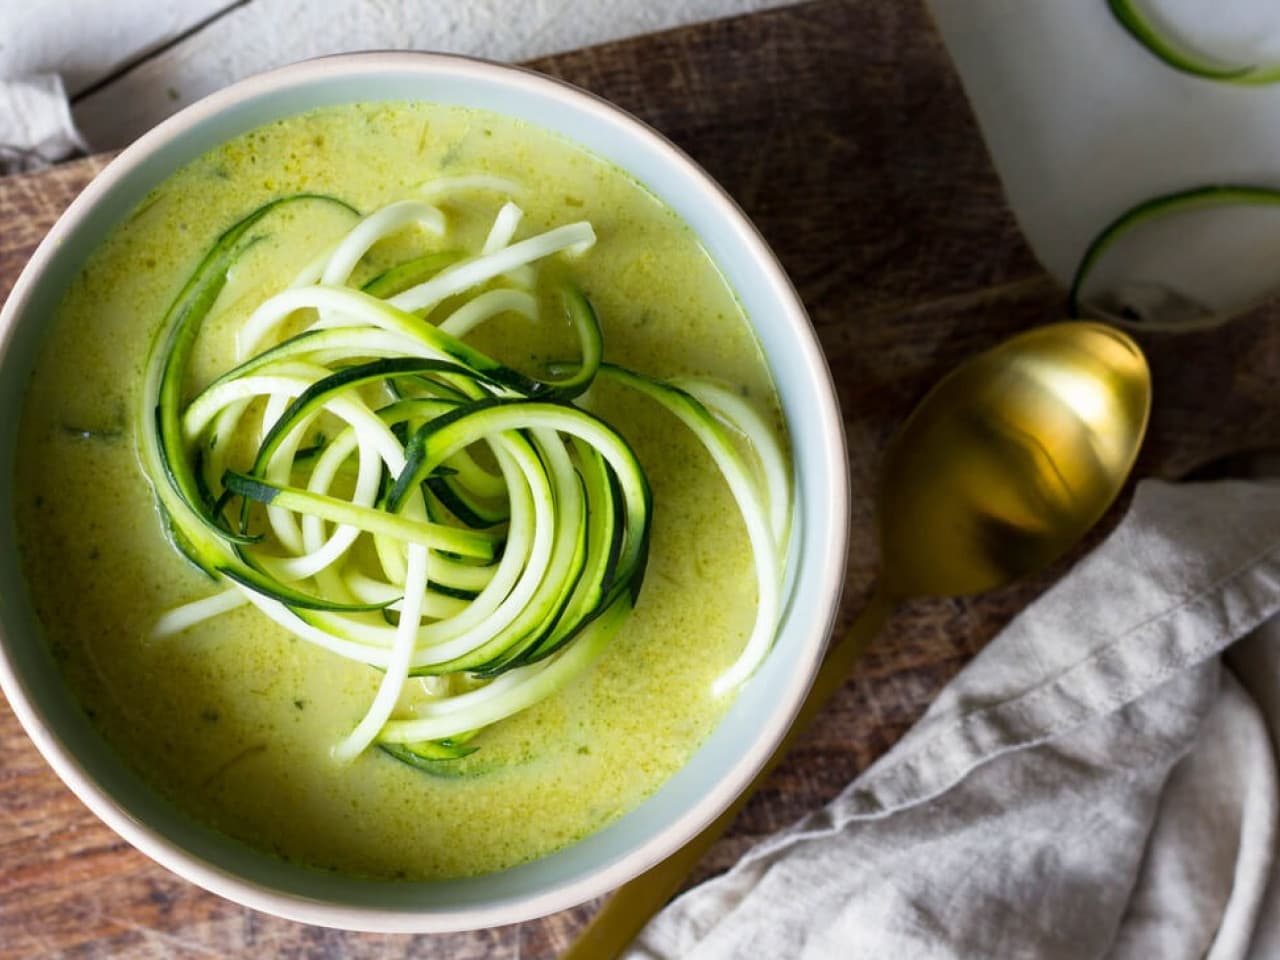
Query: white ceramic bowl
xmin=0 ymin=52 xmax=848 ymax=932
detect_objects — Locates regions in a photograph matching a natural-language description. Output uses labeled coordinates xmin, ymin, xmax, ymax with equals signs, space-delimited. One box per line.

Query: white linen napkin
xmin=631 ymin=479 xmax=1280 ymax=958
xmin=0 ymin=74 xmax=85 ymax=174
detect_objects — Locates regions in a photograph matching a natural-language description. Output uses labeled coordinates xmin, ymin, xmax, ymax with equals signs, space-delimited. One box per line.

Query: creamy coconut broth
xmin=14 ymin=102 xmax=783 ymax=878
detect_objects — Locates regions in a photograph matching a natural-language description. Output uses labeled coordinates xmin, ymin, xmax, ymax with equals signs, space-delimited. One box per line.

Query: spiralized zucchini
xmin=137 ymin=183 xmax=791 ymax=766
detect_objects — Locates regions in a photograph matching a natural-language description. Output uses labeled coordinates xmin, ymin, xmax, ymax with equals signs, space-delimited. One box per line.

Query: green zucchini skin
xmin=1068 ymin=184 xmax=1280 ymax=322
xmin=362 ymin=250 xmax=465 ymax=299
xmin=378 ymin=740 xmax=481 ymax=778
xmin=1107 ymin=0 xmax=1280 ymax=85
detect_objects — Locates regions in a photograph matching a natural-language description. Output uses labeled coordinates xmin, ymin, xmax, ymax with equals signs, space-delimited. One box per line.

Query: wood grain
xmin=5 ymin=1 xmax=1280 ymax=956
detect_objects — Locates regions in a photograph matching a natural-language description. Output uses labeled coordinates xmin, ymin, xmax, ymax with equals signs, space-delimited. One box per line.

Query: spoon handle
xmin=560 ymin=590 xmax=896 ymax=960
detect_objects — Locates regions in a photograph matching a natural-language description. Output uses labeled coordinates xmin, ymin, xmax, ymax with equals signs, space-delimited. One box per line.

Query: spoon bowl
xmin=563 ymin=320 xmax=1152 ymax=959
xmin=880 ymin=322 xmax=1151 ymax=597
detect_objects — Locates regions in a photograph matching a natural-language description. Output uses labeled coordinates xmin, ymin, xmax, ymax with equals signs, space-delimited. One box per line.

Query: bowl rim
xmin=0 ymin=50 xmax=850 ymax=932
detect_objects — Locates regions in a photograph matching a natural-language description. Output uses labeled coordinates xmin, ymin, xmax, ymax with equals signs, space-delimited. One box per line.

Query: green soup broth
xmin=14 ymin=101 xmax=780 ymax=879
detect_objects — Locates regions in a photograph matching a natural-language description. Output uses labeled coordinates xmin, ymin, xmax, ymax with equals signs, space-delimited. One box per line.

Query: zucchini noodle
xmin=138 ymin=182 xmax=792 ymax=767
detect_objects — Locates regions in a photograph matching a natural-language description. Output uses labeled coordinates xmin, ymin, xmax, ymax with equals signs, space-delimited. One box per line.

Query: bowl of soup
xmin=0 ymin=52 xmax=848 ymax=931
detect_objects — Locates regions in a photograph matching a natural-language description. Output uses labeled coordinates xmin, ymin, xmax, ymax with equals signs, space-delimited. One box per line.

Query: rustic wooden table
xmin=5 ymin=1 xmax=1280 ymax=956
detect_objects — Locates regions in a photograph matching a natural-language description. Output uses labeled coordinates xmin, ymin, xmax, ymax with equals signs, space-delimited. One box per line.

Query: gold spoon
xmin=562 ymin=320 xmax=1152 ymax=960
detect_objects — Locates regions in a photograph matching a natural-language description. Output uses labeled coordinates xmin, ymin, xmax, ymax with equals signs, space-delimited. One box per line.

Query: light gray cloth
xmin=632 ymin=479 xmax=1280 ymax=958
xmin=0 ymin=74 xmax=85 ymax=174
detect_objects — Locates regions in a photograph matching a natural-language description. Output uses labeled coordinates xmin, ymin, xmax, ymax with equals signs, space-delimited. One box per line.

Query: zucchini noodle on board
xmin=136 ymin=178 xmax=792 ymax=767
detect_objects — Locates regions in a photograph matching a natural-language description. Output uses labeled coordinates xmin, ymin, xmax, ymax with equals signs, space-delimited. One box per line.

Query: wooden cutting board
xmin=6 ymin=1 xmax=1280 ymax=956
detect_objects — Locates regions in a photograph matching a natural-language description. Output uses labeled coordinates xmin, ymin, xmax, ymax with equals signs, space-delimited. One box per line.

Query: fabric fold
xmin=0 ymin=74 xmax=86 ymax=175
